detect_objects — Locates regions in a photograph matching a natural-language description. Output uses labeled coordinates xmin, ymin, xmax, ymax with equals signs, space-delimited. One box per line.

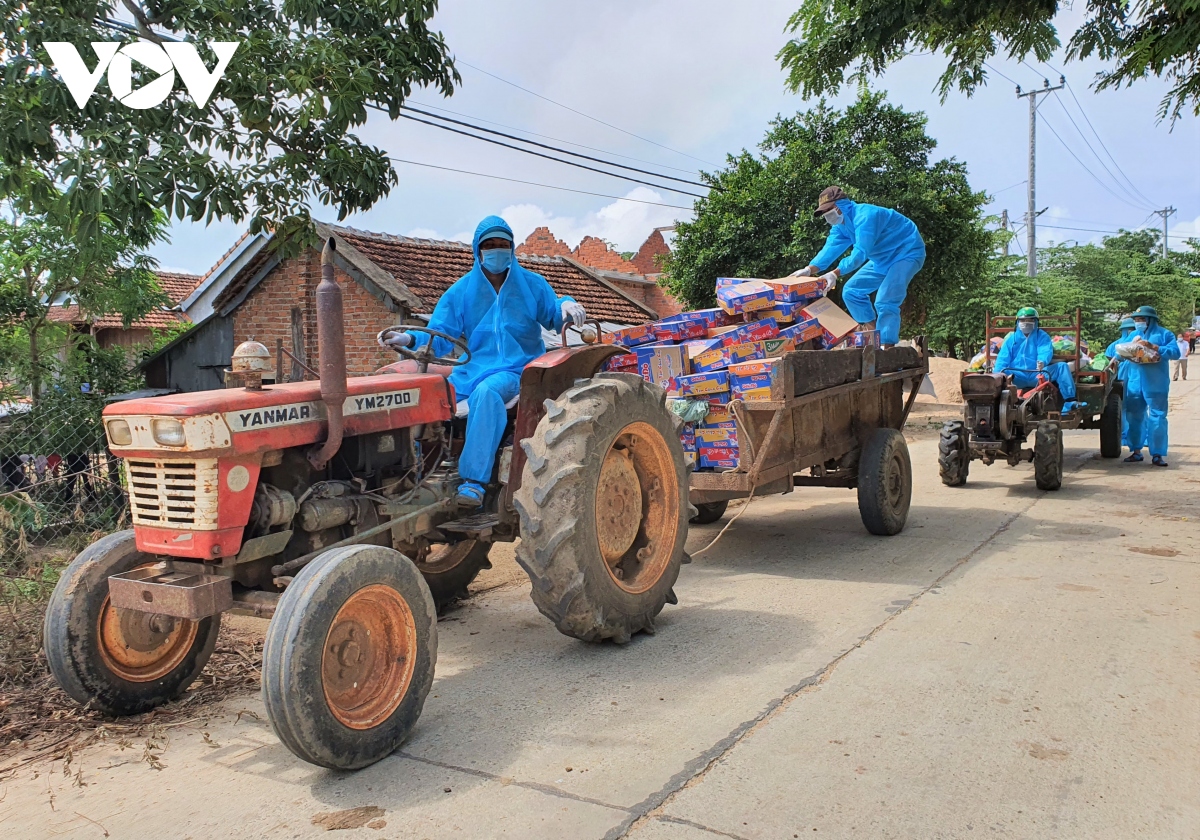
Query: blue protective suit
xmin=1106 ymin=330 xmax=1135 ymax=446
xmin=1118 ymin=320 xmax=1180 ymax=457
xmin=810 ymin=198 xmax=926 ymax=345
xmin=413 ymin=216 xmax=574 ymax=484
xmin=994 ymin=328 xmax=1077 ymax=402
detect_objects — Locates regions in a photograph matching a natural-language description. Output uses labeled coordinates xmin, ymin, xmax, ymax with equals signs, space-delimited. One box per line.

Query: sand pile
xmin=915 ymin=356 xmax=968 ymax=405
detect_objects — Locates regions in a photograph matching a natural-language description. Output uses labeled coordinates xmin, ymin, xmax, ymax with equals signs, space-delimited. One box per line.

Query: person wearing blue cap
xmin=1106 ymin=317 xmax=1137 ymax=447
xmin=1119 ymin=305 xmax=1180 ymax=467
xmin=381 ymin=216 xmax=586 ymax=505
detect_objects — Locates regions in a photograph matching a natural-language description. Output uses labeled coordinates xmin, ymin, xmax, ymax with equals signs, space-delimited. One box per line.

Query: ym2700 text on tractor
xmin=44 ymin=240 xmax=689 ymax=770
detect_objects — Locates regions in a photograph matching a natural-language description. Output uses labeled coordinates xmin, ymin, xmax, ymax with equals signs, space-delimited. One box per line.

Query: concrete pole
xmin=1154 ymin=206 xmax=1176 ymax=258
xmin=1016 ymin=78 xmax=1064 ymax=277
xmin=1001 ymin=209 xmax=1009 ymax=258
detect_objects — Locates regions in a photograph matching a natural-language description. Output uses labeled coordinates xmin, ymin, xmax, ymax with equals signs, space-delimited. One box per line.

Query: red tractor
xmin=44 ymin=240 xmax=689 ymax=769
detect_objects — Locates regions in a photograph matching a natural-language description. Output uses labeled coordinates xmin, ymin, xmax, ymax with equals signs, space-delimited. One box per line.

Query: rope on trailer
xmin=690 ymin=483 xmax=759 ymax=557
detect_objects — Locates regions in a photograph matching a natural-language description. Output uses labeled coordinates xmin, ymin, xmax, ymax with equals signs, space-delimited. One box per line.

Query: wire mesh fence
xmin=0 ymin=393 xmax=127 ymax=557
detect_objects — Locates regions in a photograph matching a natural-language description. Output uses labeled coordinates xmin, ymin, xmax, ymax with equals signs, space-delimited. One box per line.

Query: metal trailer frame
xmin=689 ymin=339 xmax=929 ymax=504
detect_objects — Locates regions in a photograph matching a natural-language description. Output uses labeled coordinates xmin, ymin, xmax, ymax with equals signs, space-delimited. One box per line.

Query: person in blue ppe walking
xmin=1106 ymin=317 xmax=1136 ymax=447
xmin=380 ymin=216 xmax=586 ymax=506
xmin=1118 ymin=305 xmax=1180 ymax=467
xmin=791 ymin=186 xmax=926 ymax=349
xmin=993 ymin=307 xmax=1077 ymax=410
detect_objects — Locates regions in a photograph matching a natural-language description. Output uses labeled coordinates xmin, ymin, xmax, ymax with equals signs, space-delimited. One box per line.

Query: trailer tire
xmin=1034 ymin=421 xmax=1064 ymax=491
xmin=1099 ymin=388 xmax=1122 ymax=459
xmin=938 ymin=420 xmax=970 ymax=487
xmin=44 ymin=530 xmax=220 ymax=716
xmin=858 ymin=428 xmax=912 ymax=536
xmin=690 ymin=500 xmax=728 ymax=525
xmin=262 ymin=545 xmax=437 ymax=770
xmin=514 ymin=373 xmax=687 ymax=644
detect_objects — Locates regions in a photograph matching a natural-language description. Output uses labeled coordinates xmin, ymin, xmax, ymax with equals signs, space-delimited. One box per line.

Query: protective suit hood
xmin=472 ymin=215 xmax=514 ymax=263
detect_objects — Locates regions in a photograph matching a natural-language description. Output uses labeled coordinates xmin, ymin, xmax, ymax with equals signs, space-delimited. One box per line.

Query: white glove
xmin=378 ymin=328 xmax=413 ymax=349
xmin=789 ymin=265 xmax=817 ymax=277
xmin=561 ymin=300 xmax=586 ymax=328
xmin=818 ymin=269 xmax=839 ymax=292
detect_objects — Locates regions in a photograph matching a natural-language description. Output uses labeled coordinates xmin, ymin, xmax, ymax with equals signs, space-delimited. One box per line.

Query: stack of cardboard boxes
xmin=601 ymin=276 xmax=864 ymax=471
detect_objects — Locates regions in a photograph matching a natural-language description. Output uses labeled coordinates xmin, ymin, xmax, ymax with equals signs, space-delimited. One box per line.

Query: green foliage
xmin=0 ymin=0 xmax=458 ymax=249
xmin=778 ymin=0 xmax=1200 ymax=123
xmin=663 ymin=92 xmax=993 ymax=336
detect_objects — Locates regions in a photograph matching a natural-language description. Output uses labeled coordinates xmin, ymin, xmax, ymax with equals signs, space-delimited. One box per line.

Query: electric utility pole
xmin=1017 ymin=76 xmax=1065 ymax=277
xmin=1001 ymin=209 xmax=1009 ymax=257
xmin=1152 ymin=206 xmax=1176 ymax=258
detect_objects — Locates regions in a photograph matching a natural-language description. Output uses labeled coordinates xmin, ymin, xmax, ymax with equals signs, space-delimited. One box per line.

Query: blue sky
xmin=152 ymin=1 xmax=1200 ymax=274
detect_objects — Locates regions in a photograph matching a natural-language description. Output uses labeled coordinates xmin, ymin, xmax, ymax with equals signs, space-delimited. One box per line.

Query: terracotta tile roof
xmin=48 ymin=271 xmax=202 ymax=331
xmin=330 ymin=226 xmax=652 ymax=323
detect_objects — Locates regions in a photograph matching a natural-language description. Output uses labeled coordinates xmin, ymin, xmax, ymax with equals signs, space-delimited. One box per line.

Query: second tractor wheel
xmin=43 ymin=530 xmax=220 ymax=716
xmin=514 ymin=372 xmax=688 ymax=643
xmin=1099 ymin=388 xmax=1123 ymax=459
xmin=262 ymin=545 xmax=437 ymax=770
xmin=857 ymin=428 xmax=912 ymax=536
xmin=1034 ymin=421 xmax=1064 ymax=491
xmin=690 ymin=500 xmax=728 ymax=525
xmin=397 ymin=538 xmax=492 ymax=611
xmin=937 ymin=420 xmax=970 ymax=487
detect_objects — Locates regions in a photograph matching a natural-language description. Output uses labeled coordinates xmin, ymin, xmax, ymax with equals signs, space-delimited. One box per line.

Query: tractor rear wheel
xmin=262 ymin=545 xmax=437 ymax=769
xmin=397 ymin=538 xmax=492 ymax=611
xmin=857 ymin=428 xmax=912 ymax=536
xmin=1099 ymin=388 xmax=1122 ymax=459
xmin=1034 ymin=421 xmax=1064 ymax=491
xmin=690 ymin=500 xmax=728 ymax=525
xmin=44 ymin=530 xmax=221 ymax=716
xmin=938 ymin=420 xmax=970 ymax=486
xmin=514 ymin=373 xmax=688 ymax=643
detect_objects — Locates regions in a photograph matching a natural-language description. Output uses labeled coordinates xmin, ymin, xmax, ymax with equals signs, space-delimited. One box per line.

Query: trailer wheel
xmin=1034 ymin=421 xmax=1064 ymax=491
xmin=937 ymin=420 xmax=970 ymax=487
xmin=1099 ymin=388 xmax=1122 ymax=459
xmin=397 ymin=538 xmax=492 ymax=611
xmin=514 ymin=373 xmax=687 ymax=643
xmin=857 ymin=428 xmax=912 ymax=536
xmin=262 ymin=545 xmax=437 ymax=770
xmin=690 ymin=500 xmax=728 ymax=525
xmin=43 ymin=530 xmax=220 ymax=716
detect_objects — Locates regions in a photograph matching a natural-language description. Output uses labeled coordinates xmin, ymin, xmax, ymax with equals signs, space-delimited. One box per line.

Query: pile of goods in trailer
xmin=602 ymin=276 xmax=871 ymax=472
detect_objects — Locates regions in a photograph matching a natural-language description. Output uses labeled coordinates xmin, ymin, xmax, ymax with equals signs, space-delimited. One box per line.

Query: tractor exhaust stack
xmin=308 ymin=238 xmax=347 ymax=470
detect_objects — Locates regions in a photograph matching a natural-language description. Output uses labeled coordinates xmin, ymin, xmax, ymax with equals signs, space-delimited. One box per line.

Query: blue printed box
xmin=731 ymin=372 xmax=773 ymax=392
xmin=779 ymin=317 xmax=823 ymax=345
xmin=674 ymin=370 xmax=730 ymax=396
xmin=699 ymin=454 xmax=739 ymax=470
xmin=717 ymin=281 xmax=775 ymax=316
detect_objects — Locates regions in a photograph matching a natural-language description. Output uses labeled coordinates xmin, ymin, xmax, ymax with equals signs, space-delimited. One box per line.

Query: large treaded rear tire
xmin=1034 ymin=421 xmax=1063 ymax=491
xmin=857 ymin=428 xmax=912 ymax=536
xmin=938 ymin=420 xmax=970 ymax=487
xmin=514 ymin=373 xmax=687 ymax=644
xmin=43 ymin=530 xmax=220 ymax=716
xmin=397 ymin=539 xmax=492 ymax=611
xmin=1099 ymin=388 xmax=1122 ymax=459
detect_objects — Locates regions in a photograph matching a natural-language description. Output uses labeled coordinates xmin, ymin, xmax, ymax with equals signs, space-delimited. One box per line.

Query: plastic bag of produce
xmin=1114 ymin=339 xmax=1160 ymax=364
xmin=1087 ymin=352 xmax=1111 ymax=371
xmin=669 ymin=398 xmax=713 ymax=423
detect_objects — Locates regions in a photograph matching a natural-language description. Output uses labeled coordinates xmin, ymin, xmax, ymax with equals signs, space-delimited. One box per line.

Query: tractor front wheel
xmin=515 ymin=373 xmax=688 ymax=643
xmin=1034 ymin=421 xmax=1064 ymax=491
xmin=938 ymin=420 xmax=970 ymax=487
xmin=44 ymin=530 xmax=221 ymax=716
xmin=262 ymin=545 xmax=437 ymax=770
xmin=1099 ymin=388 xmax=1122 ymax=459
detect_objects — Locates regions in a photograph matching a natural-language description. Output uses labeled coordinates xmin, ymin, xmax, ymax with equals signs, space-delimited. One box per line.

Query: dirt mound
xmin=916 ymin=356 xmax=968 ymax=406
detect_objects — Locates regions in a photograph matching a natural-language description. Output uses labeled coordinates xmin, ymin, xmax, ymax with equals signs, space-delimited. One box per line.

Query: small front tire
xmin=937 ymin=420 xmax=970 ymax=487
xmin=1034 ymin=421 xmax=1064 ymax=491
xmin=1099 ymin=388 xmax=1122 ymax=459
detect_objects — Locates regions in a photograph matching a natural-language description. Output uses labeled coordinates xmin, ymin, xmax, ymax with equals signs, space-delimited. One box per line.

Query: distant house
xmin=141 ymin=221 xmax=658 ymax=393
xmin=48 ymin=271 xmax=202 ymax=349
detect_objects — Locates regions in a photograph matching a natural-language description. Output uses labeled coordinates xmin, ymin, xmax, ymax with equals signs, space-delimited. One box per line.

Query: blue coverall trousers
xmin=1124 ymin=383 xmax=1169 ymax=457
xmin=1007 ymin=363 xmax=1077 ymax=401
xmin=458 ymin=371 xmax=521 ymax=484
xmin=841 ymin=253 xmax=925 ymax=346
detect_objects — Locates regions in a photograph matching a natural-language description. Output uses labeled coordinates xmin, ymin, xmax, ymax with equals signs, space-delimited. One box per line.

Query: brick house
xmin=143 ymin=221 xmax=657 ymax=392
xmin=48 ymin=271 xmax=202 ymax=350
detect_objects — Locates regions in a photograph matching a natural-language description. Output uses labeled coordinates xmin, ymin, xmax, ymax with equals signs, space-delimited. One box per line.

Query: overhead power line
xmin=1060 ymin=82 xmax=1160 ymax=209
xmin=1036 ymin=222 xmax=1191 ymax=242
xmin=457 ymin=59 xmax=721 ymax=168
xmin=1037 ymin=112 xmax=1156 ymax=213
xmin=1049 ymin=93 xmax=1157 ymax=211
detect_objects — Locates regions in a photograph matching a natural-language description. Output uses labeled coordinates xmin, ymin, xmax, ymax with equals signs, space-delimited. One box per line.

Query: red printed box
xmin=728 ymin=358 xmax=780 ymax=378
xmin=674 ymin=370 xmax=729 ymax=396
xmin=764 ymin=276 xmax=829 ymax=302
xmin=602 ymin=323 xmax=657 ymax=347
xmin=652 ymin=318 xmax=708 ymax=342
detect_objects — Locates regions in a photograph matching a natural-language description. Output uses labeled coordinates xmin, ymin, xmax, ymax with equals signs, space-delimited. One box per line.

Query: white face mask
xmin=1018 ymin=321 xmax=1036 ymax=336
xmin=822 ymin=207 xmax=844 ymax=226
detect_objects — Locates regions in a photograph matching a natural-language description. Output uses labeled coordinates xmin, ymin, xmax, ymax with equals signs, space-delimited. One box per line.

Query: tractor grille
xmin=126 ymin=460 xmax=220 ymax=530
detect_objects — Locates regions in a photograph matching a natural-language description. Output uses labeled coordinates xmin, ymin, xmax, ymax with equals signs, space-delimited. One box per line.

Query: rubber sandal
xmin=1152 ymin=456 xmax=1168 ymax=467
xmin=1123 ymin=452 xmax=1144 ymax=462
xmin=455 ymin=481 xmax=485 ymax=507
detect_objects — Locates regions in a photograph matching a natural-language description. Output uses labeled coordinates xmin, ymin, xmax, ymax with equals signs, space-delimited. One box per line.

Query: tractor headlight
xmin=151 ymin=418 xmax=186 ymax=447
xmin=106 ymin=419 xmax=132 ymax=446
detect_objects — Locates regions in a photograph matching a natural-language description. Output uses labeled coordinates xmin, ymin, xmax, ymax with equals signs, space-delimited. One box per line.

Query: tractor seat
xmin=456 ymin=395 xmax=520 ymax=419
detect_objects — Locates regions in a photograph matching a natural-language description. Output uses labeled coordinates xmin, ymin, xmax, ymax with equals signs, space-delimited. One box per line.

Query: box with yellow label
xmin=717 ymin=281 xmax=775 ymax=315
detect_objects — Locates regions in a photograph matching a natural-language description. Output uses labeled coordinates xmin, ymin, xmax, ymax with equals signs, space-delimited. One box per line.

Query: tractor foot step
xmin=108 ymin=562 xmax=233 ymax=619
xmin=441 ymin=513 xmax=501 ymax=539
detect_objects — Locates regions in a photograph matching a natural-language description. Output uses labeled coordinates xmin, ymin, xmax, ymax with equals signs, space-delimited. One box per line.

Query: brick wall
xmin=631 ymin=229 xmax=670 ymax=275
xmin=516 ymin=226 xmax=571 ymax=258
xmin=573 ymin=236 xmax=638 ymax=272
xmin=604 ymin=277 xmax=650 ymax=311
xmin=644 ymin=280 xmax=683 ymax=317
xmin=232 ymin=248 xmax=400 ymax=378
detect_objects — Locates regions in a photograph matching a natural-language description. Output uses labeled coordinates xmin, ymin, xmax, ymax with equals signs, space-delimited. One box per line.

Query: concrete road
xmin=2 ymin=381 xmax=1196 ymax=839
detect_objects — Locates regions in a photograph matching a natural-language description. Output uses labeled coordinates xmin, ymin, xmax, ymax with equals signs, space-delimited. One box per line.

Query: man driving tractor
xmin=993 ymin=307 xmax=1077 ymax=411
xmin=379 ymin=215 xmax=586 ymax=507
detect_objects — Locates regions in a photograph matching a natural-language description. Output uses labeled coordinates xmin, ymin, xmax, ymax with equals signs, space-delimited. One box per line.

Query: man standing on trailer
xmin=791 ymin=186 xmax=926 ymax=350
xmin=379 ymin=215 xmax=586 ymax=506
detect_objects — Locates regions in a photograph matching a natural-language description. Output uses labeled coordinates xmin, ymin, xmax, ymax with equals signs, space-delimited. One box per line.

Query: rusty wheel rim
xmin=594 ymin=421 xmax=679 ymax=595
xmin=408 ymin=540 xmax=477 ymax=575
xmin=322 ymin=584 xmax=417 ymax=730
xmin=96 ymin=589 xmax=199 ymax=683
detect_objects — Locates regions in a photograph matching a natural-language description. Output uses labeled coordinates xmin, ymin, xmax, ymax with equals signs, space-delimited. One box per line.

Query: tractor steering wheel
xmin=378 ymin=325 xmax=472 ymax=374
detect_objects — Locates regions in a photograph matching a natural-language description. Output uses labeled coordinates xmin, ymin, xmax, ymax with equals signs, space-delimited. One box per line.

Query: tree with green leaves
xmin=0 ymin=0 xmax=458 ymax=248
xmin=778 ymin=1 xmax=1200 ymax=122
xmin=664 ymin=92 xmax=993 ymax=337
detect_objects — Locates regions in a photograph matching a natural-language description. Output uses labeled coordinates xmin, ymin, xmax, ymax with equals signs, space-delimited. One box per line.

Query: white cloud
xmin=1169 ymin=214 xmax=1200 ymax=247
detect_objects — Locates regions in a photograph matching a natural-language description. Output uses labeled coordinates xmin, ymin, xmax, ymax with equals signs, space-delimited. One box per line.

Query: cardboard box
xmin=602 ymin=323 xmax=657 ymax=347
xmin=715 ymin=277 xmax=745 ymax=290
xmin=699 ymin=438 xmax=739 ymax=450
xmin=734 ymin=387 xmax=773 ymax=402
xmin=704 ymin=403 xmax=733 ymax=424
xmin=604 ymin=352 xmax=638 ymax=372
xmin=634 ymin=343 xmax=689 ymax=389
xmin=683 ymin=337 xmax=724 ymax=361
xmin=674 ymin=370 xmax=729 ymax=396
xmin=718 ymin=318 xmax=780 ymax=347
xmin=717 ymin=281 xmax=775 ymax=315
xmin=724 ymin=341 xmax=766 ymax=366
xmin=761 ymin=337 xmax=796 ymax=357
xmin=779 ymin=317 xmax=824 ymax=345
xmin=847 ymin=329 xmax=880 ymax=348
xmin=683 ymin=450 xmax=698 ymax=468
xmin=698 ymin=453 xmax=739 ymax=470
xmin=801 ymin=297 xmax=858 ymax=348
xmin=696 ymin=425 xmax=738 ymax=443
xmin=765 ymin=276 xmax=829 ymax=302
xmin=732 ymin=372 xmax=773 ymax=392
xmin=692 ymin=345 xmax=730 ymax=373
xmin=652 ymin=318 xmax=708 ymax=342
xmin=729 ymin=357 xmax=779 ymax=378
xmin=691 ymin=307 xmax=733 ymax=328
